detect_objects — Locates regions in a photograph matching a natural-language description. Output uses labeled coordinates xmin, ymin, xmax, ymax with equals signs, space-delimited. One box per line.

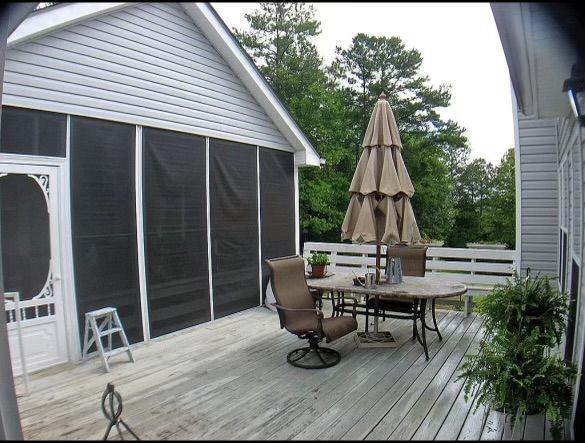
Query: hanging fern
xmin=458 ymin=271 xmax=577 ymax=439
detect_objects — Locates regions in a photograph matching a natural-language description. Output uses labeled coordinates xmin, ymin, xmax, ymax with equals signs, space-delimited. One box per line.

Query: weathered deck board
xmin=14 ymin=307 xmax=549 ymax=440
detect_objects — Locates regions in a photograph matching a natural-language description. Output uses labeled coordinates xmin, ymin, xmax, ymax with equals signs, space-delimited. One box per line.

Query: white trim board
xmin=512 ymin=91 xmax=522 ymax=273
xmin=256 ymin=146 xmax=263 ymax=306
xmin=205 ymin=137 xmax=215 ymax=321
xmin=7 ymin=3 xmax=133 ymax=47
xmin=135 ymin=125 xmax=150 ymax=342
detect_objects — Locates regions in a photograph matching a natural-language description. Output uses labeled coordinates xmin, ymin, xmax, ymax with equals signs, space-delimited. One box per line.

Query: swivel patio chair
xmin=266 ymin=255 xmax=358 ymax=369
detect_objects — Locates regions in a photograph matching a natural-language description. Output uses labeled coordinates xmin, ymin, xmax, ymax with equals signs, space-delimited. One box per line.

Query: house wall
xmin=516 ymin=112 xmax=559 ymax=275
xmin=1 ymin=1 xmax=300 ymax=369
xmin=557 ymin=114 xmax=585 ymax=434
xmin=2 ymin=2 xmax=294 ymax=153
xmin=517 ymin=109 xmax=585 ymax=438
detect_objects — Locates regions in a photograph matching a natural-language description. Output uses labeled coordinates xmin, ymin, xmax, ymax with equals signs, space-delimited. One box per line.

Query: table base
xmin=355 ymin=331 xmax=398 ymax=348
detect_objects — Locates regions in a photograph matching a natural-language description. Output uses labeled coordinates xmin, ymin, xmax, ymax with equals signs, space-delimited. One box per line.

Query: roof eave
xmin=7 ymin=2 xmax=131 ymax=47
xmin=490 ymin=2 xmax=534 ymax=116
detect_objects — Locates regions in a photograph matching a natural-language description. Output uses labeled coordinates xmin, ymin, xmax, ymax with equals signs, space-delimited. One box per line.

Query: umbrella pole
xmin=376 ymin=243 xmax=381 ymax=284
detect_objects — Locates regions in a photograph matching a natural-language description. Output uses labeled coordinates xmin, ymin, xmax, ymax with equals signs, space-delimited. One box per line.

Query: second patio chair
xmin=365 ymin=245 xmax=430 ymax=339
xmin=266 ymin=255 xmax=358 ymax=369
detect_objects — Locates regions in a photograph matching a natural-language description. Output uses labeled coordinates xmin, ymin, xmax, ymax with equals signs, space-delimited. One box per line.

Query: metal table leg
xmin=414 ymin=299 xmax=429 ymax=360
xmin=373 ymin=295 xmax=380 ymax=333
xmin=423 ymin=298 xmax=442 ymax=341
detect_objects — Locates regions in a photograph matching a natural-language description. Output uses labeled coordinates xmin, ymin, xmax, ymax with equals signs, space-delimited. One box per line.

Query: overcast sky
xmin=212 ymin=2 xmax=515 ymax=165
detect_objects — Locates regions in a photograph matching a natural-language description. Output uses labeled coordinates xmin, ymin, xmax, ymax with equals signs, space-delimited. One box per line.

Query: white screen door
xmin=1 ymin=164 xmax=68 ymax=374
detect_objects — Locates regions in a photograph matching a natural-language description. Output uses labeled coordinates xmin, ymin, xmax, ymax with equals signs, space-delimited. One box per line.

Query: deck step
xmin=104 ymin=347 xmax=130 ymax=359
xmin=99 ymin=327 xmax=122 ymax=337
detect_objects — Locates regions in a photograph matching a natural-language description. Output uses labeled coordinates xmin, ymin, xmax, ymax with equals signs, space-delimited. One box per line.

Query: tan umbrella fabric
xmin=341 ymin=92 xmax=421 ymax=245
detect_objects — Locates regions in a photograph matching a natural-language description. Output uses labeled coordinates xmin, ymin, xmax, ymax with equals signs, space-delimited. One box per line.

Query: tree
xmin=444 ymin=150 xmax=515 ymax=248
xmin=484 ymin=148 xmax=516 ymax=248
xmin=235 ymin=4 xmax=513 ymax=246
xmin=331 ymin=33 xmax=469 ymax=239
xmin=234 ymin=3 xmax=356 ymax=240
xmin=331 ymin=33 xmax=452 ymax=137
xmin=445 ymin=158 xmax=495 ymax=247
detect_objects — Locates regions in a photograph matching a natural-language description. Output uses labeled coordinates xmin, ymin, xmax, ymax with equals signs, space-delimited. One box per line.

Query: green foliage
xmin=328 ymin=31 xmax=469 ymax=240
xmin=458 ymin=272 xmax=577 ymax=437
xmin=330 ymin=33 xmax=451 ymax=135
xmin=235 ymin=3 xmax=356 ymax=240
xmin=307 ymin=252 xmax=330 ymax=266
xmin=444 ymin=148 xmax=516 ymax=248
xmin=477 ymin=272 xmax=568 ymax=347
xmin=234 ymin=2 xmax=514 ymax=245
xmin=483 ymin=148 xmax=516 ymax=248
xmin=461 ymin=331 xmax=575 ymax=438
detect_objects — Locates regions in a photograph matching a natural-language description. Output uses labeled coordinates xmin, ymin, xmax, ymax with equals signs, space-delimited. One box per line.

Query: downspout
xmin=0 ymin=3 xmax=39 ymax=440
xmin=511 ymin=84 xmax=522 ymax=274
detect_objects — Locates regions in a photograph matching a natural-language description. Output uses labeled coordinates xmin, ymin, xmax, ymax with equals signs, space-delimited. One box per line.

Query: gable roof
xmin=7 ymin=2 xmax=322 ymax=166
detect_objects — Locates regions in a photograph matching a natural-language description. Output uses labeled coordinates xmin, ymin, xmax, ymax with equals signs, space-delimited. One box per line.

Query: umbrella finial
xmin=378 ymin=91 xmax=387 ymax=100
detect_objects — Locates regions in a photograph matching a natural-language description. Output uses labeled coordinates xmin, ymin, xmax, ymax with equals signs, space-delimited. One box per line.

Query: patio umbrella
xmin=341 ymin=92 xmax=421 ymax=282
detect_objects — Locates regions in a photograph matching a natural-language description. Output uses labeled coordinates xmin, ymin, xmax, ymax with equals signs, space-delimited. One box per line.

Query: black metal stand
xmin=287 ymin=333 xmax=341 ymax=369
xmin=101 ymin=383 xmax=140 ymax=441
xmin=331 ymin=291 xmax=443 ymax=360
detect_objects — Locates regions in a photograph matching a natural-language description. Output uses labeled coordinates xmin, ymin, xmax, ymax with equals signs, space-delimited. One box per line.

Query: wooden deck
xmin=15 ymin=307 xmax=558 ymax=440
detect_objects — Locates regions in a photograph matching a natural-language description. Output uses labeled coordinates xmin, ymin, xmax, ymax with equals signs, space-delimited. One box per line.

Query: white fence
xmin=302 ymin=242 xmax=518 ymax=314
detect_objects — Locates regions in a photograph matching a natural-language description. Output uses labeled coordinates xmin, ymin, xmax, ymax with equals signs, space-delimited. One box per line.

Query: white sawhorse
xmin=82 ymin=307 xmax=134 ymax=372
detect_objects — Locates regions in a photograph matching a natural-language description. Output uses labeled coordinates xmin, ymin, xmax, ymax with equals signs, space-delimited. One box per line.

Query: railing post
xmin=330 ymin=251 xmax=337 ymax=273
xmin=464 ymin=295 xmax=473 ymax=316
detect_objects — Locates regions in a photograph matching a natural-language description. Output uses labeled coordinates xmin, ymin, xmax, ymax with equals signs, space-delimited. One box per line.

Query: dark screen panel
xmin=260 ymin=148 xmax=295 ymax=301
xmin=143 ymin=127 xmax=210 ymax=338
xmin=0 ymin=175 xmax=51 ymax=301
xmin=70 ymin=116 xmax=142 ymax=345
xmin=210 ymin=138 xmax=259 ymax=318
xmin=1 ymin=106 xmax=66 ymax=157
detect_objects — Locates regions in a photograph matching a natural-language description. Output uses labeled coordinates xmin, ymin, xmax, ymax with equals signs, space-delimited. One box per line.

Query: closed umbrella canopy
xmin=341 ymin=92 xmax=421 ymax=245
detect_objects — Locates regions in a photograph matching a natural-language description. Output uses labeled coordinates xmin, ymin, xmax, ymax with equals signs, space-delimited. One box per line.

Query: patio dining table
xmin=306 ymin=274 xmax=467 ymax=359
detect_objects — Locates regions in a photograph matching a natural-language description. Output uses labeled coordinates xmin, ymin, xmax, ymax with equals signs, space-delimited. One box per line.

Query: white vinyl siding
xmin=517 ymin=113 xmax=559 ymax=275
xmin=2 ymin=2 xmax=293 ymax=152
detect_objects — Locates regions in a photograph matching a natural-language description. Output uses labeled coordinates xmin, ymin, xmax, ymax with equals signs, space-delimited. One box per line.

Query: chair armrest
xmin=270 ymin=303 xmax=324 ymax=333
xmin=270 ymin=303 xmax=324 ymax=318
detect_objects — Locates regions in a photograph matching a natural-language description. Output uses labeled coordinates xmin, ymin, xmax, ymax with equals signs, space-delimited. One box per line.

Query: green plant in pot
xmin=479 ymin=272 xmax=567 ymax=347
xmin=307 ymin=252 xmax=330 ymax=278
xmin=458 ymin=271 xmax=577 ymax=439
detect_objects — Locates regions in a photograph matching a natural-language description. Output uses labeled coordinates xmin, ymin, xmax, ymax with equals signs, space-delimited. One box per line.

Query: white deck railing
xmin=302 ymin=242 xmax=518 ymax=314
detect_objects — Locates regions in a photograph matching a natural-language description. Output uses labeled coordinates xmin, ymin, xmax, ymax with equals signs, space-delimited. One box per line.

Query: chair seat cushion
xmin=322 ymin=316 xmax=358 ymax=343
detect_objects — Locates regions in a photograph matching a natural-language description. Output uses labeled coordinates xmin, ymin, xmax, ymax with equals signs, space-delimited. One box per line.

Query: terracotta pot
xmin=310 ymin=264 xmax=327 ymax=278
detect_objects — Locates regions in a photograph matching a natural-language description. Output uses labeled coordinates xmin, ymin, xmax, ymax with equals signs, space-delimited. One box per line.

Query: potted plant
xmin=307 ymin=252 xmax=330 ymax=278
xmin=478 ymin=272 xmax=568 ymax=347
xmin=458 ymin=271 xmax=577 ymax=439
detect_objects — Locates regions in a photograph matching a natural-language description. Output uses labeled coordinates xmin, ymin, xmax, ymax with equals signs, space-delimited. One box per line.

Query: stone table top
xmin=306 ymin=274 xmax=467 ymax=300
